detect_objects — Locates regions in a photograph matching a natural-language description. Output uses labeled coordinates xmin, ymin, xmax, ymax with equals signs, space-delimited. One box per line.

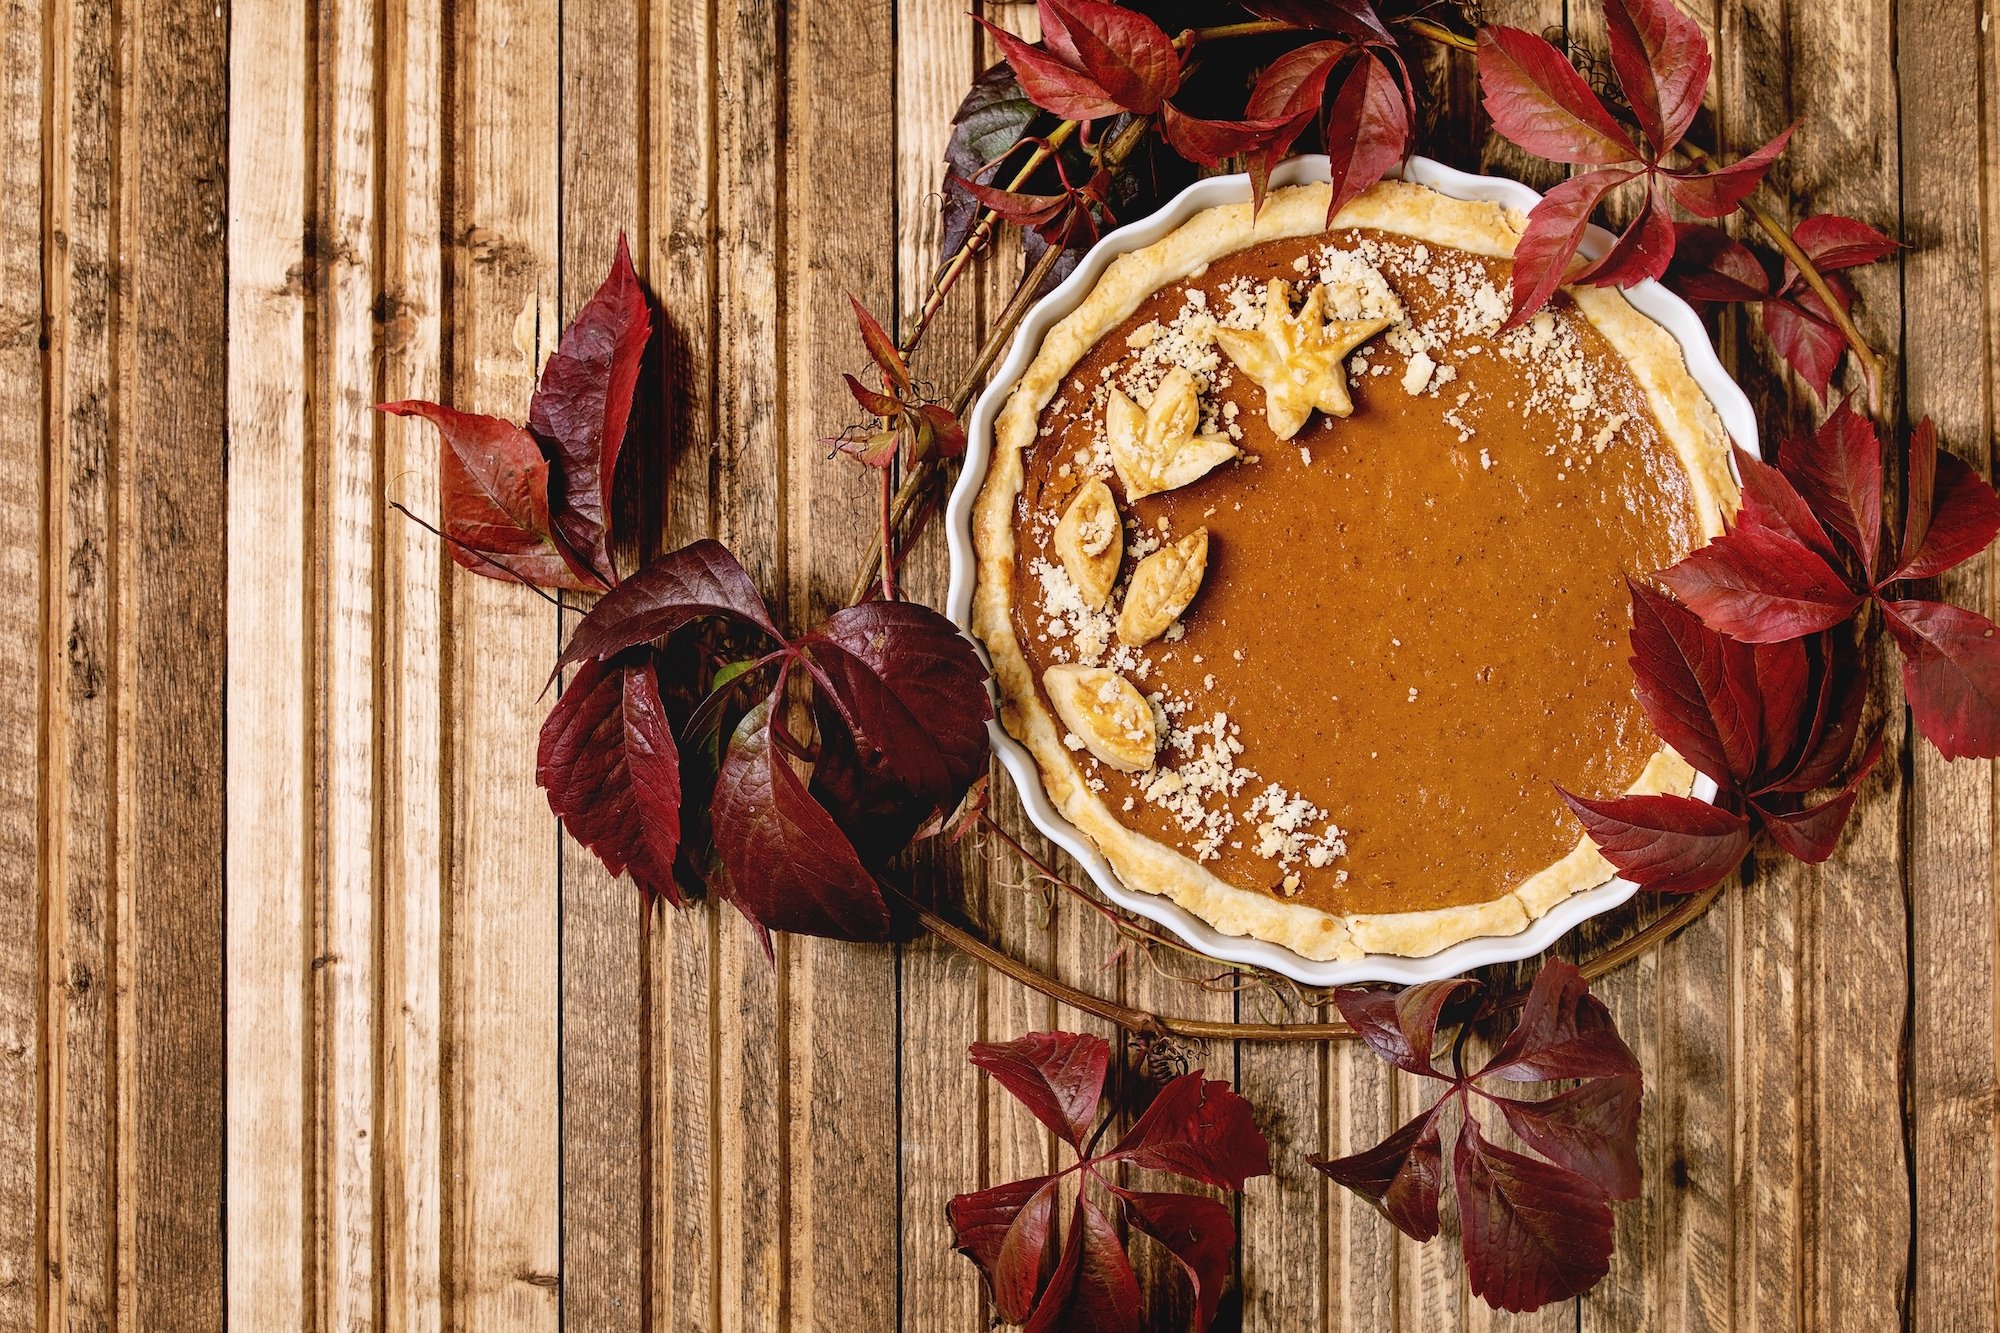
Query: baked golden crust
xmin=971 ymin=179 xmax=1735 ymax=961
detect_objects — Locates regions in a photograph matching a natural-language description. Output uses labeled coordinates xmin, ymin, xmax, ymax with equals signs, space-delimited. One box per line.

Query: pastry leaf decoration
xmin=1212 ymin=279 xmax=1390 ymax=439
xmin=948 ymin=1030 xmax=1271 ymax=1332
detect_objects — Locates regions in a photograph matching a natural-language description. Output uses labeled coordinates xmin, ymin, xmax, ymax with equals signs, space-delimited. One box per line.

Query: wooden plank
xmin=377 ymin=0 xmax=449 ymax=1323
xmin=0 ymin=0 xmax=41 ymax=1322
xmin=447 ymin=0 xmax=564 ymax=1323
xmin=710 ymin=0 xmax=788 ymax=1324
xmin=645 ymin=0 xmax=719 ymax=1327
xmin=784 ymin=1 xmax=903 ymax=1327
xmin=555 ymin=0 xmax=651 ymax=1321
xmin=1904 ymin=0 xmax=1997 ymax=1328
xmin=224 ymin=0 xmax=313 ymax=1324
xmin=1236 ymin=1033 xmax=1322 ymax=1332
xmin=892 ymin=1 xmax=989 ymax=1329
xmin=315 ymin=0 xmax=383 ymax=1325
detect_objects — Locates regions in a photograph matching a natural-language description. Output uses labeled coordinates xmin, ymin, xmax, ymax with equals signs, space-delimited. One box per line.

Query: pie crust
xmin=971 ymin=180 xmax=1738 ymax=960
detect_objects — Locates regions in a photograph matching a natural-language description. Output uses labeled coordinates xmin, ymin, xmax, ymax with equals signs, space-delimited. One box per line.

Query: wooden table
xmin=2 ymin=0 xmax=1992 ymax=1328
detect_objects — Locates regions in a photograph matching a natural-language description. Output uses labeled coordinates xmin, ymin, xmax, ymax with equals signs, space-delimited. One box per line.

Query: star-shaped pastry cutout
xmin=1105 ymin=365 xmax=1239 ymax=501
xmin=1212 ymin=279 xmax=1392 ymax=440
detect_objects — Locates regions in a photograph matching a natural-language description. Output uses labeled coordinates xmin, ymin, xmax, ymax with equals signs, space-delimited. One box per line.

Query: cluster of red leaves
xmin=1667 ymin=217 xmax=1901 ymax=399
xmin=1313 ymin=960 xmax=1642 ymax=1313
xmin=948 ymin=1030 xmax=1270 ymax=1331
xmin=380 ymin=236 xmax=648 ymax=592
xmin=1565 ymin=407 xmax=2000 ymax=894
xmin=836 ymin=297 xmax=966 ymax=467
xmin=1476 ymin=0 xmax=1792 ymax=323
xmin=384 ymin=245 xmax=994 ymax=940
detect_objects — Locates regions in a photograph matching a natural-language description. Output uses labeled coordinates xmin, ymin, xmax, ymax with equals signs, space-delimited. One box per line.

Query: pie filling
xmin=1003 ymin=226 xmax=1701 ymax=919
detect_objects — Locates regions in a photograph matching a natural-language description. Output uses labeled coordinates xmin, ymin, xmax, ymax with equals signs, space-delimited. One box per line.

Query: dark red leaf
xmin=528 ymin=234 xmax=650 ymax=589
xmin=1658 ymin=521 xmax=1864 ymax=642
xmin=1625 ymin=580 xmax=1759 ymax=784
xmin=555 ymin=538 xmax=781 ymax=674
xmin=1493 ymin=1072 xmax=1644 ymax=1200
xmin=1749 ymin=638 xmax=1813 ymax=777
xmin=947 ymin=1174 xmax=1061 ymax=1324
xmin=1507 ymin=169 xmax=1640 ymax=325
xmin=949 ymin=171 xmax=1072 ymax=228
xmin=536 ymin=655 xmax=683 ymax=905
xmin=1735 ymin=445 xmax=1842 ymax=566
xmin=1039 ymin=0 xmax=1180 ymax=115
xmin=1758 ymin=732 xmax=1883 ymax=861
xmin=1883 ymin=599 xmax=2000 ymax=760
xmin=842 ymin=372 xmax=902 ymax=419
xmin=969 ymin=1030 xmax=1110 ymax=1151
xmin=1477 ymin=26 xmax=1641 ymax=166
xmin=1116 ymin=1190 xmax=1236 ymax=1333
xmin=377 ymin=401 xmax=595 ymax=591
xmin=916 ymin=402 xmax=969 ymax=459
xmin=709 ymin=695 xmax=894 ymax=940
xmin=1761 ymin=288 xmax=1850 ymax=400
xmin=847 ymin=294 xmax=909 ymax=394
xmin=1893 ymin=420 xmax=2000 ymax=582
xmin=1242 ymin=0 xmax=1394 ymax=43
xmin=1245 ymin=41 xmax=1344 ymax=120
xmin=1480 ymin=958 xmax=1639 ymax=1082
xmin=1558 ymin=789 xmax=1750 ymax=893
xmin=1158 ymin=104 xmax=1298 ymax=167
xmin=1454 ymin=1121 xmax=1615 ymax=1313
xmin=1570 ymin=178 xmax=1676 ymax=288
xmin=1025 ymin=1195 xmax=1141 ymax=1333
xmin=1106 ymin=1072 xmax=1272 ymax=1191
xmin=1782 ymin=399 xmax=1884 ymax=577
xmin=1664 ymin=123 xmax=1794 ymax=220
xmin=1332 ymin=977 xmax=1480 ymax=1079
xmin=1322 ymin=50 xmax=1411 ymax=220
xmin=1766 ymin=635 xmax=1865 ymax=793
xmin=1663 ymin=223 xmax=1771 ymax=304
xmin=1310 ymin=1106 xmax=1446 ymax=1241
xmin=976 ymin=18 xmax=1121 ymax=121
xmin=802 ymin=600 xmax=991 ymax=810
xmin=1602 ymin=0 xmax=1710 ymax=151
xmin=1785 ymin=213 xmax=1901 ymax=282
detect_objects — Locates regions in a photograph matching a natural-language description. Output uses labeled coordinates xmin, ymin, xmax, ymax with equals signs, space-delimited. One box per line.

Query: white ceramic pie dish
xmin=943 ymin=153 xmax=1758 ymax=985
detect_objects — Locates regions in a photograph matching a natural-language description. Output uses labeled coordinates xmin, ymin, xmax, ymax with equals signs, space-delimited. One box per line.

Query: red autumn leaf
xmin=1662 ymin=123 xmax=1794 ymax=219
xmin=1105 ymin=1072 xmax=1271 ymax=1191
xmin=1569 ymin=179 xmax=1676 ymax=288
xmin=1602 ymin=0 xmax=1710 ymax=151
xmin=536 ymin=654 xmax=683 ymax=905
xmin=1507 ymin=168 xmax=1639 ymax=325
xmin=1663 ymin=223 xmax=1771 ymax=304
xmin=1780 ymin=399 xmax=1884 ymax=577
xmin=555 ymin=538 xmax=781 ymax=674
xmin=977 ymin=19 xmax=1127 ymax=121
xmin=1784 ymin=213 xmax=1902 ymax=283
xmin=1883 ymin=599 xmax=2000 ymax=760
xmin=1764 ymin=636 xmax=1866 ymax=794
xmin=946 ymin=1175 xmax=1061 ymax=1323
xmin=1657 ymin=520 xmax=1864 ymax=643
xmin=1331 ymin=976 xmax=1480 ymax=1079
xmin=1557 ymin=789 xmax=1750 ymax=893
xmin=1735 ymin=446 xmax=1842 ymax=566
xmin=1477 ymin=25 xmax=1640 ymax=166
xmin=1038 ymin=0 xmax=1180 ymax=115
xmin=841 ymin=372 xmax=902 ymax=419
xmin=1760 ymin=287 xmax=1852 ymax=400
xmin=1241 ymin=0 xmax=1395 ymax=43
xmin=802 ymin=600 xmax=992 ymax=810
xmin=709 ymin=693 xmax=894 ymax=940
xmin=528 ymin=234 xmax=650 ymax=589
xmin=1893 ymin=418 xmax=2000 ymax=582
xmin=1026 ymin=1195 xmax=1141 ymax=1333
xmin=1115 ymin=1190 xmax=1236 ymax=1333
xmin=915 ymin=402 xmax=970 ymax=459
xmin=1493 ymin=1073 xmax=1644 ymax=1200
xmin=968 ymin=1031 xmax=1110 ymax=1151
xmin=1749 ymin=637 xmax=1813 ymax=778
xmin=1625 ymin=580 xmax=1760 ymax=785
xmin=847 ymin=294 xmax=909 ymax=394
xmin=1454 ymin=1122 xmax=1615 ymax=1314
xmin=377 ymin=401 xmax=595 ymax=591
xmin=1322 ymin=49 xmax=1413 ymax=220
xmin=1479 ymin=959 xmax=1639 ymax=1082
xmin=1757 ymin=732 xmax=1883 ymax=861
xmin=1159 ymin=104 xmax=1298 ymax=166
xmin=1245 ymin=40 xmax=1344 ymax=121
xmin=1310 ymin=1107 xmax=1446 ymax=1241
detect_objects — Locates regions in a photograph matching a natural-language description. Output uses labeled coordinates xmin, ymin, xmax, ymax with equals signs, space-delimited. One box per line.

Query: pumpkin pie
xmin=970 ymin=180 xmax=1738 ymax=960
